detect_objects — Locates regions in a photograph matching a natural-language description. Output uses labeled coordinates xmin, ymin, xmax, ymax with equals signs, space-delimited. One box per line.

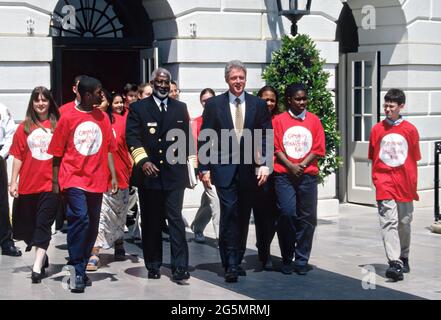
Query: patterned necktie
xmin=234 ymin=97 xmax=243 ymax=141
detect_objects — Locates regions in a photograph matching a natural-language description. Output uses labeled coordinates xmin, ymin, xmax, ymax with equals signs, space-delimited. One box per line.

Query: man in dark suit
xmin=198 ymin=60 xmax=272 ymax=282
xmin=126 ymin=68 xmax=194 ymax=282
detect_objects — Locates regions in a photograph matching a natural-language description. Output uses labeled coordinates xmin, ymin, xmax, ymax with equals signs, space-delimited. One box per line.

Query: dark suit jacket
xmin=198 ymin=91 xmax=272 ymax=188
xmin=126 ymin=96 xmax=192 ymax=190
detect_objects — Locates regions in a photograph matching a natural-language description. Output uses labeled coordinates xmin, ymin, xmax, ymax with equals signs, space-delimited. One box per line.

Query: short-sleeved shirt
xmin=59 ymin=100 xmax=76 ymax=116
xmin=273 ymin=110 xmax=326 ymax=176
xmin=9 ymin=120 xmax=53 ymax=194
xmin=111 ymin=112 xmax=132 ymax=189
xmin=47 ymin=107 xmax=117 ymax=193
xmin=368 ymin=119 xmax=421 ymax=202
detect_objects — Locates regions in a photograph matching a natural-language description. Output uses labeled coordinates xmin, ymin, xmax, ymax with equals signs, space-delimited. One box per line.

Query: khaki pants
xmin=377 ymin=200 xmax=413 ymax=264
xmin=191 ymin=185 xmax=220 ymax=239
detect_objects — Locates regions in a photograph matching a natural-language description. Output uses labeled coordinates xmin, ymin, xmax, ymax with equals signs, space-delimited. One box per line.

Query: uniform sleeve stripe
xmin=130 ymin=147 xmax=148 ymax=165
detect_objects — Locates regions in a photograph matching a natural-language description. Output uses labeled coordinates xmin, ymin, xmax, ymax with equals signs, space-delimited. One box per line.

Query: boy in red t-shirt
xmin=368 ymin=88 xmax=421 ymax=282
xmin=48 ymin=76 xmax=118 ymax=293
xmin=273 ymin=83 xmax=325 ymax=276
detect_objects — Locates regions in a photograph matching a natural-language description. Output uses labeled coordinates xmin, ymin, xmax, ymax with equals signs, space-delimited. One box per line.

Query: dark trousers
xmin=138 ymin=187 xmax=188 ymax=272
xmin=253 ymin=176 xmax=277 ymax=262
xmin=217 ymin=177 xmax=253 ymax=269
xmin=12 ymin=192 xmax=58 ymax=251
xmin=0 ymin=156 xmax=12 ymax=245
xmin=274 ymin=173 xmax=318 ymax=266
xmin=64 ymin=188 xmax=103 ymax=277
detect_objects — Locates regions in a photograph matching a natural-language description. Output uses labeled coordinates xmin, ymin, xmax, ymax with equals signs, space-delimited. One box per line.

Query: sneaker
xmin=194 ymin=232 xmax=206 ymax=243
xmin=385 ymin=261 xmax=404 ymax=281
xmin=294 ymin=264 xmax=313 ymax=275
xmin=400 ymin=257 xmax=410 ymax=273
xmin=172 ymin=267 xmax=191 ymax=281
xmin=83 ymin=274 xmax=92 ymax=287
xmin=70 ymin=275 xmax=86 ymax=293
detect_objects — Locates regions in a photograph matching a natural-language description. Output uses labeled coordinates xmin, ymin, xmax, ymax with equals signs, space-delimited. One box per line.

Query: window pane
xmin=354 ymin=116 xmax=362 ymax=141
xmin=365 ymin=89 xmax=372 ymax=114
xmin=365 ymin=61 xmax=373 ymax=87
xmin=354 ymin=89 xmax=362 ymax=114
xmin=364 ymin=116 xmax=372 ymax=141
xmin=354 ymin=61 xmax=362 ymax=87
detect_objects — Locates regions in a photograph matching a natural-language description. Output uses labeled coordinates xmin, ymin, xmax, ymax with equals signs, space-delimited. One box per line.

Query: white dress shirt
xmin=153 ymin=95 xmax=168 ymax=112
xmin=229 ymin=91 xmax=246 ymax=130
xmin=0 ymin=102 xmax=16 ymax=158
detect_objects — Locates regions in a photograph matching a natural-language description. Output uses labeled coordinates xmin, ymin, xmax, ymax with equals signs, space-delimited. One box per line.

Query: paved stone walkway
xmin=1 ymin=204 xmax=440 ymax=300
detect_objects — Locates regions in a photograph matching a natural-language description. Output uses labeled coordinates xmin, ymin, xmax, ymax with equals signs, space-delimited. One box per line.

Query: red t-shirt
xmin=273 ymin=111 xmax=326 ymax=175
xmin=47 ymin=107 xmax=117 ymax=193
xmin=59 ymin=100 xmax=76 ymax=115
xmin=9 ymin=120 xmax=54 ymax=194
xmin=368 ymin=119 xmax=421 ymax=202
xmin=111 ymin=112 xmax=132 ymax=189
xmin=191 ymin=116 xmax=203 ymax=151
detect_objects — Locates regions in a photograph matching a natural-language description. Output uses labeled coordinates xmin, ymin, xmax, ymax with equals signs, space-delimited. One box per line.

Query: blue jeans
xmin=274 ymin=173 xmax=318 ymax=266
xmin=64 ymin=188 xmax=103 ymax=277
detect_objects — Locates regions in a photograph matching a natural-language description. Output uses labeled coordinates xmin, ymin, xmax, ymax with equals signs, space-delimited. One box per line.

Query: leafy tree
xmin=263 ymin=34 xmax=342 ymax=182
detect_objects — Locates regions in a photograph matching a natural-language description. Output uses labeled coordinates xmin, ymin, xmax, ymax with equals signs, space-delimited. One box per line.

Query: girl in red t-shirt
xmin=273 ymin=83 xmax=325 ymax=275
xmin=87 ymin=92 xmax=133 ymax=271
xmin=9 ymin=86 xmax=60 ymax=284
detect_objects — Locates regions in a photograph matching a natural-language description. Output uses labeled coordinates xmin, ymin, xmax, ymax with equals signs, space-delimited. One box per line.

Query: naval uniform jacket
xmin=125 ymin=95 xmax=194 ymax=191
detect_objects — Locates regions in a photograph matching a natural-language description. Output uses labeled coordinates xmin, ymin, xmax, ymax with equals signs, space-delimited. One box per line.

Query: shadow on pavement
xmin=122 ymin=232 xmax=424 ymax=300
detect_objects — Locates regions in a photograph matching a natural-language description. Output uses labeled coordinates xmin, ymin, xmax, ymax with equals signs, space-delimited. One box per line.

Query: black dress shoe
xmin=225 ymin=267 xmax=238 ymax=283
xmin=172 ymin=268 xmax=190 ymax=281
xmin=263 ymin=258 xmax=273 ymax=271
xmin=237 ymin=265 xmax=246 ymax=276
xmin=148 ymin=269 xmax=161 ymax=279
xmin=31 ymin=271 xmax=43 ymax=284
xmin=1 ymin=241 xmax=22 ymax=257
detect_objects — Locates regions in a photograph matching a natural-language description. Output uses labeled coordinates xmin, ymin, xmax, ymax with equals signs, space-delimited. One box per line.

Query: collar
xmin=229 ymin=91 xmax=245 ymax=104
xmin=288 ymin=109 xmax=307 ymax=120
xmin=385 ymin=116 xmax=403 ymax=126
xmin=153 ymin=94 xmax=168 ymax=107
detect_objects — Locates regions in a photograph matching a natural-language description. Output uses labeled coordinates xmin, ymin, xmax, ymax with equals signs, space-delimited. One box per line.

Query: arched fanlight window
xmin=51 ymin=0 xmax=124 ymax=38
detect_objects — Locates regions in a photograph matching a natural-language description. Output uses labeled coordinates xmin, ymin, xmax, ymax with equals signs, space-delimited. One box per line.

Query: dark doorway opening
xmin=51 ymin=0 xmax=154 ymax=105
xmin=60 ymin=49 xmax=140 ymax=103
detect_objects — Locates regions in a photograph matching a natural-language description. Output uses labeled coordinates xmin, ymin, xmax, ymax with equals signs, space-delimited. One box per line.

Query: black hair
xmin=284 ymin=83 xmax=307 ymax=102
xmin=106 ymin=92 xmax=125 ymax=123
xmin=384 ymin=88 xmax=406 ymax=105
xmin=123 ymin=83 xmax=138 ymax=95
xmin=257 ymin=85 xmax=279 ymax=116
xmin=101 ymin=88 xmax=112 ymax=105
xmin=199 ymin=88 xmax=216 ymax=99
xmin=77 ymin=76 xmax=102 ymax=100
xmin=73 ymin=75 xmax=87 ymax=86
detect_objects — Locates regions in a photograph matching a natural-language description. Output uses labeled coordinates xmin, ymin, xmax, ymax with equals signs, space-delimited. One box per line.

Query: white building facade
xmin=0 ymin=0 xmax=440 ymax=216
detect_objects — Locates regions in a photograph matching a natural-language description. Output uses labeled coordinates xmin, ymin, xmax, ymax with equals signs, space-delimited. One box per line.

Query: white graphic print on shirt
xmin=74 ymin=121 xmax=103 ymax=156
xmin=379 ymin=133 xmax=408 ymax=167
xmin=27 ymin=128 xmax=53 ymax=161
xmin=283 ymin=126 xmax=313 ymax=159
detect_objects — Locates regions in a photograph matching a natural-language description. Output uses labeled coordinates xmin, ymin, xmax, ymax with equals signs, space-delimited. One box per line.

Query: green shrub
xmin=263 ymin=34 xmax=342 ymax=183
